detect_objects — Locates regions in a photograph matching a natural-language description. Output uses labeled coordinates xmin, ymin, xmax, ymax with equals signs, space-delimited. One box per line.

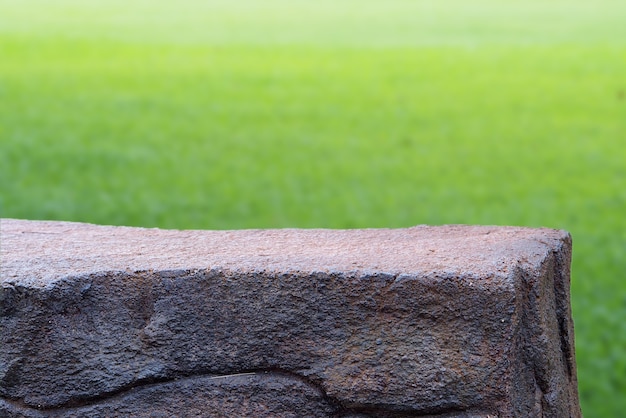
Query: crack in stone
xmin=0 ymin=368 xmax=479 ymax=417
xmin=1 ymin=369 xmax=329 ymax=411
xmin=552 ymin=247 xmax=574 ymax=380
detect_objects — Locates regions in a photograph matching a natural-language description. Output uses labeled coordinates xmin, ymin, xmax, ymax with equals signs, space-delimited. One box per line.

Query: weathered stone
xmin=0 ymin=219 xmax=581 ymax=417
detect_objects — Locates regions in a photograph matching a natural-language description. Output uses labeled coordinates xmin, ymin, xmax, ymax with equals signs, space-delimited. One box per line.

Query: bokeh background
xmin=1 ymin=1 xmax=624 ymax=415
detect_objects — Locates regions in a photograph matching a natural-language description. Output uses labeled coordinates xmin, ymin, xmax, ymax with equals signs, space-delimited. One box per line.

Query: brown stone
xmin=0 ymin=219 xmax=581 ymax=417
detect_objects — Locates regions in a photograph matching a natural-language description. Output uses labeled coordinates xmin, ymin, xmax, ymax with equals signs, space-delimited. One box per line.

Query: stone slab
xmin=0 ymin=219 xmax=581 ymax=417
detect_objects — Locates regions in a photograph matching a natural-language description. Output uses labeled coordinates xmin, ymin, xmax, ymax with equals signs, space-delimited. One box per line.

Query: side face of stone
xmin=0 ymin=219 xmax=582 ymax=417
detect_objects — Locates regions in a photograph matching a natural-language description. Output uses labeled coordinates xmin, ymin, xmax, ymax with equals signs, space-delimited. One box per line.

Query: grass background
xmin=1 ymin=1 xmax=624 ymax=415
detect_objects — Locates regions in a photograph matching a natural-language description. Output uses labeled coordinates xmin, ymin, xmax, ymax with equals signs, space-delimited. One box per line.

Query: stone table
xmin=0 ymin=219 xmax=581 ymax=417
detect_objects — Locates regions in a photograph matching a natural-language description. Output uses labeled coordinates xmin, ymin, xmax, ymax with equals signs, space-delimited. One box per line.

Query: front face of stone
xmin=0 ymin=269 xmax=515 ymax=415
xmin=0 ymin=220 xmax=581 ymax=417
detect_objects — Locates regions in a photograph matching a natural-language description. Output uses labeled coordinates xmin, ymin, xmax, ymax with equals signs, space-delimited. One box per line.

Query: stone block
xmin=0 ymin=219 xmax=581 ymax=417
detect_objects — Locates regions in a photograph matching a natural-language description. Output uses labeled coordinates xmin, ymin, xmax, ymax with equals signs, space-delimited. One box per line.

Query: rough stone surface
xmin=0 ymin=219 xmax=581 ymax=417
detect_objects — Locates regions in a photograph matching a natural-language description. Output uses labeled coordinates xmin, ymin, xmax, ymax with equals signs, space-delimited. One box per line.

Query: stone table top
xmin=1 ymin=218 xmax=570 ymax=286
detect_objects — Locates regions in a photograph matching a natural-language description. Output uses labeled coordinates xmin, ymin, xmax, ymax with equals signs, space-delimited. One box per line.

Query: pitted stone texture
xmin=0 ymin=219 xmax=581 ymax=417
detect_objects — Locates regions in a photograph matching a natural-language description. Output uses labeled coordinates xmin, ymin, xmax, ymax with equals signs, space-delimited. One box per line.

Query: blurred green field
xmin=1 ymin=1 xmax=625 ymax=415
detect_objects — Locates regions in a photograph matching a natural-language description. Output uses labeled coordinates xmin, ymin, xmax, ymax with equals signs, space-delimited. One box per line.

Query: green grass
xmin=1 ymin=1 xmax=625 ymax=415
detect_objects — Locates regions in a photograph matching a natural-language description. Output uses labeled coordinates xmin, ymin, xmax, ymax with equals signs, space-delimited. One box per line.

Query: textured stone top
xmin=1 ymin=218 xmax=570 ymax=286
